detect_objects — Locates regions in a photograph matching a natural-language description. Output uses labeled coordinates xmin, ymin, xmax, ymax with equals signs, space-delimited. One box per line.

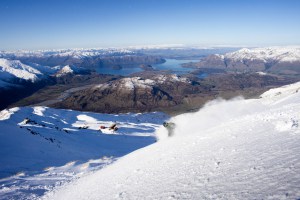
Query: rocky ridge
xmin=52 ymin=74 xmax=200 ymax=113
xmin=52 ymin=72 xmax=294 ymax=114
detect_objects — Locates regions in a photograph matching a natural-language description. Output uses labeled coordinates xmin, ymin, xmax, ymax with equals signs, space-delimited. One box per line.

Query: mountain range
xmin=1 ymin=46 xmax=299 ymax=113
xmin=0 ymin=48 xmax=166 ymax=70
xmin=184 ymin=46 xmax=300 ymax=75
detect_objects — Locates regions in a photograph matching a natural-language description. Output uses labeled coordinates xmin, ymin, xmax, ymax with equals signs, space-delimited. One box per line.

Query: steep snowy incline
xmin=45 ymin=82 xmax=300 ymax=200
xmin=0 ymin=107 xmax=168 ymax=199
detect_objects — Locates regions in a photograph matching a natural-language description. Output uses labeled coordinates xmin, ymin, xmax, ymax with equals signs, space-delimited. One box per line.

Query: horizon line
xmin=1 ymin=44 xmax=300 ymax=52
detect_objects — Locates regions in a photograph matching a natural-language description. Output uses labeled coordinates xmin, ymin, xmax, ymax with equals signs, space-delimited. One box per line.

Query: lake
xmin=152 ymin=59 xmax=199 ymax=75
xmin=96 ymin=59 xmax=200 ymax=76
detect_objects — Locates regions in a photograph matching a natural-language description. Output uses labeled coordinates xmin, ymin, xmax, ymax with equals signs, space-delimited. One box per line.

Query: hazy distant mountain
xmin=0 ymin=48 xmax=165 ymax=69
xmin=0 ymin=48 xmax=135 ymax=59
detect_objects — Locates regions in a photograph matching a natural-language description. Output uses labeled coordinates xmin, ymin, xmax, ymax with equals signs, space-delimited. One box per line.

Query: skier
xmin=163 ymin=121 xmax=176 ymax=137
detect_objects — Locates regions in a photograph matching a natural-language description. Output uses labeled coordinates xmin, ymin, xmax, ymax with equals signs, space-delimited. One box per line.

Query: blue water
xmin=197 ymin=73 xmax=208 ymax=79
xmin=97 ymin=67 xmax=143 ymax=76
xmin=152 ymin=59 xmax=199 ymax=75
xmin=96 ymin=59 xmax=200 ymax=76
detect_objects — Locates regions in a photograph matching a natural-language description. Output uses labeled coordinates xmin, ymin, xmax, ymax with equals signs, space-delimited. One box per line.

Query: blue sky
xmin=0 ymin=0 xmax=300 ymax=50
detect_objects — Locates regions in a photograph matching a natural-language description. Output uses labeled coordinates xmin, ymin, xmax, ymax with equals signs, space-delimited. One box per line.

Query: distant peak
xmin=238 ymin=48 xmax=251 ymax=52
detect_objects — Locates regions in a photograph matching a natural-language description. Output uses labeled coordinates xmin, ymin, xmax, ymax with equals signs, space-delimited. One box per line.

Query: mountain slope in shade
xmin=45 ymin=82 xmax=300 ymax=200
xmin=0 ymin=58 xmax=42 ymax=83
xmin=0 ymin=58 xmax=59 ymax=110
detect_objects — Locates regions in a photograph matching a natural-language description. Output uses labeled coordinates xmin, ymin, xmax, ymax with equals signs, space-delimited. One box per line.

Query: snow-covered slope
xmin=225 ymin=46 xmax=300 ymax=63
xmin=0 ymin=107 xmax=168 ymax=199
xmin=0 ymin=58 xmax=42 ymax=83
xmin=44 ymin=82 xmax=300 ymax=200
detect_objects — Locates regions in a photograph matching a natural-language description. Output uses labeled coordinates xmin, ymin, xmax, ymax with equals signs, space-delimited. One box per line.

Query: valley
xmin=2 ymin=46 xmax=300 ymax=115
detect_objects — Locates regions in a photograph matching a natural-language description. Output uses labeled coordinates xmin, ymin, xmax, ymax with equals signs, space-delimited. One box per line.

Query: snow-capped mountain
xmin=193 ymin=46 xmax=300 ymax=74
xmin=0 ymin=58 xmax=42 ymax=83
xmin=58 ymin=65 xmax=74 ymax=75
xmin=0 ymin=58 xmax=53 ymax=110
xmin=54 ymin=65 xmax=89 ymax=77
xmin=225 ymin=46 xmax=300 ymax=63
xmin=0 ymin=106 xmax=168 ymax=199
xmin=44 ymin=81 xmax=300 ymax=199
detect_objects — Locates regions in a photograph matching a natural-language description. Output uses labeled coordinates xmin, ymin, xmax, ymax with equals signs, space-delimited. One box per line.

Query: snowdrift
xmin=45 ymin=82 xmax=300 ymax=200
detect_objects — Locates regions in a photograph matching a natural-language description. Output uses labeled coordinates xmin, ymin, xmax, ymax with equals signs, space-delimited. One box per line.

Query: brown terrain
xmin=13 ymin=71 xmax=296 ymax=116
